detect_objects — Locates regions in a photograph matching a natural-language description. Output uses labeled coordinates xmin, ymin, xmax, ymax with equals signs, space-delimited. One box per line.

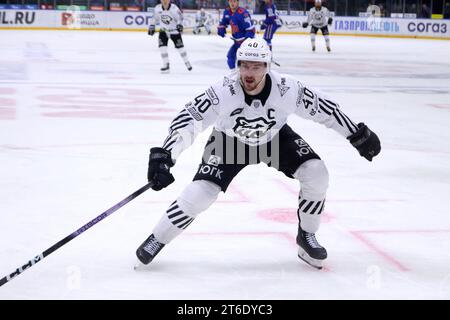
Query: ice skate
xmin=160 ymin=63 xmax=170 ymax=73
xmin=135 ymin=234 xmax=165 ymax=266
xmin=296 ymin=227 xmax=327 ymax=270
xmin=133 ymin=260 xmax=146 ymax=271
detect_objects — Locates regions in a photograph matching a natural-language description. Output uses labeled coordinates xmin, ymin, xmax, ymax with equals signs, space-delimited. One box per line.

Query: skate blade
xmin=297 ymin=248 xmax=324 ymax=270
xmin=133 ymin=260 xmax=147 ymax=271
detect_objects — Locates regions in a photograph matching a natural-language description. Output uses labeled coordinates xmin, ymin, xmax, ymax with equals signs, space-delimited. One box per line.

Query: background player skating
xmin=217 ymin=0 xmax=255 ymax=69
xmin=193 ymin=8 xmax=213 ymax=35
xmin=260 ymin=0 xmax=282 ymax=51
xmin=148 ymin=0 xmax=192 ymax=72
xmin=302 ymin=0 xmax=333 ymax=52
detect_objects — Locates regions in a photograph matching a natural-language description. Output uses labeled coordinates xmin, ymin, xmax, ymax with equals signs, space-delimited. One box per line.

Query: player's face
xmin=239 ymin=61 xmax=267 ymax=92
xmin=162 ymin=0 xmax=170 ymax=8
xmin=228 ymin=0 xmax=239 ymax=11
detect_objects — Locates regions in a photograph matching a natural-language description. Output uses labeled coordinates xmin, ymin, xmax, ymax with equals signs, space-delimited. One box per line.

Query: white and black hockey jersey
xmin=196 ymin=10 xmax=212 ymax=26
xmin=162 ymin=70 xmax=358 ymax=162
xmin=151 ymin=3 xmax=183 ymax=35
xmin=307 ymin=6 xmax=331 ymax=28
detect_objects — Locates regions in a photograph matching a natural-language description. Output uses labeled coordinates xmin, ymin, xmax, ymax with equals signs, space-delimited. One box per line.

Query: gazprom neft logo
xmin=335 ymin=19 xmax=400 ymax=32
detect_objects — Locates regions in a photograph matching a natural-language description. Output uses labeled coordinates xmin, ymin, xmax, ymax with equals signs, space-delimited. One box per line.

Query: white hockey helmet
xmin=315 ymin=0 xmax=322 ymax=5
xmin=236 ymin=38 xmax=272 ymax=69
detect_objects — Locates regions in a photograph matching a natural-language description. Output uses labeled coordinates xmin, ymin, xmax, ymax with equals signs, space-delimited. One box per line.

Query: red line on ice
xmin=348 ymin=230 xmax=409 ymax=272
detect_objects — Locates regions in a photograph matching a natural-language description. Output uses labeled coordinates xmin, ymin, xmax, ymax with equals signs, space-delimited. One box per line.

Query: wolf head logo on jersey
xmin=233 ymin=117 xmax=276 ymax=142
xmin=161 ymin=15 xmax=173 ymax=25
xmin=313 ymin=12 xmax=324 ymax=20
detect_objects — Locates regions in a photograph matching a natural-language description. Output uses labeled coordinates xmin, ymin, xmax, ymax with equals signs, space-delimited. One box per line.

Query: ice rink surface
xmin=0 ymin=30 xmax=449 ymax=299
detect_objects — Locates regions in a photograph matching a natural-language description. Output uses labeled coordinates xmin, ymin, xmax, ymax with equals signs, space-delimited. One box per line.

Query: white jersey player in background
xmin=303 ymin=0 xmax=333 ymax=52
xmin=193 ymin=8 xmax=213 ymax=35
xmin=148 ymin=0 xmax=192 ymax=72
xmin=135 ymin=39 xmax=380 ymax=270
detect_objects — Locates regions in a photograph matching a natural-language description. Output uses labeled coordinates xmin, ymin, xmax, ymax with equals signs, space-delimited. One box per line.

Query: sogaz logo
xmin=124 ymin=15 xmax=153 ymax=25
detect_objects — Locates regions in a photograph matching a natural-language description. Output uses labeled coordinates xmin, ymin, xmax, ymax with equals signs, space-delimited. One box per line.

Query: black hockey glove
xmin=147 ymin=147 xmax=175 ymax=191
xmin=176 ymin=24 xmax=183 ymax=33
xmin=347 ymin=123 xmax=381 ymax=162
xmin=302 ymin=22 xmax=309 ymax=28
xmin=148 ymin=25 xmax=156 ymax=36
xmin=328 ymin=17 xmax=333 ymax=25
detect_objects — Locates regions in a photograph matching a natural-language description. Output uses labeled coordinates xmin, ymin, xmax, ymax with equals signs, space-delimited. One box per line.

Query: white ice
xmin=0 ymin=30 xmax=450 ymax=300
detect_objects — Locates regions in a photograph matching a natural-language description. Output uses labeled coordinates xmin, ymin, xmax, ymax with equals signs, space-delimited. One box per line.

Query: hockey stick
xmin=158 ymin=26 xmax=194 ymax=33
xmin=192 ymin=25 xmax=212 ymax=34
xmin=272 ymin=59 xmax=281 ymax=67
xmin=0 ymin=181 xmax=153 ymax=287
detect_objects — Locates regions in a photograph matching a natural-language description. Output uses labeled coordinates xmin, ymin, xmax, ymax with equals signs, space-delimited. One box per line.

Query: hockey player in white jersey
xmin=135 ymin=38 xmax=380 ymax=270
xmin=303 ymin=0 xmax=333 ymax=52
xmin=148 ymin=0 xmax=192 ymax=72
xmin=193 ymin=8 xmax=212 ymax=35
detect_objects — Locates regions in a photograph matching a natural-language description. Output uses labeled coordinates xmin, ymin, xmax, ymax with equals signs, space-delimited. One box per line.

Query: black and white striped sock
xmin=166 ymin=200 xmax=195 ymax=230
xmin=297 ymin=196 xmax=325 ymax=233
xmin=298 ymin=198 xmax=325 ymax=216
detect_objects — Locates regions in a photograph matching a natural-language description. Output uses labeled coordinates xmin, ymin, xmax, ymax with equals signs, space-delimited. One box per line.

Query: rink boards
xmin=0 ymin=9 xmax=449 ymax=39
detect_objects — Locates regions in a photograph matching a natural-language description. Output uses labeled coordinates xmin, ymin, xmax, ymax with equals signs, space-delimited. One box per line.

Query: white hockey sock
xmin=324 ymin=35 xmax=330 ymax=47
xmin=293 ymin=159 xmax=329 ymax=233
xmin=159 ymin=46 xmax=169 ymax=65
xmin=152 ymin=180 xmax=221 ymax=244
xmin=297 ymin=194 xmax=325 ymax=233
xmin=177 ymin=47 xmax=190 ymax=64
xmin=310 ymin=34 xmax=316 ymax=47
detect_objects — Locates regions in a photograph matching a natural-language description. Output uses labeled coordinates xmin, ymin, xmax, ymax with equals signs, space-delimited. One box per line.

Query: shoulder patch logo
xmin=186 ymin=101 xmax=204 ymax=121
xmin=223 ymin=76 xmax=235 ymax=87
xmin=228 ymin=84 xmax=236 ymax=96
xmin=206 ymin=87 xmax=220 ymax=105
xmin=277 ymin=83 xmax=290 ymax=97
xmin=296 ymin=81 xmax=304 ymax=108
